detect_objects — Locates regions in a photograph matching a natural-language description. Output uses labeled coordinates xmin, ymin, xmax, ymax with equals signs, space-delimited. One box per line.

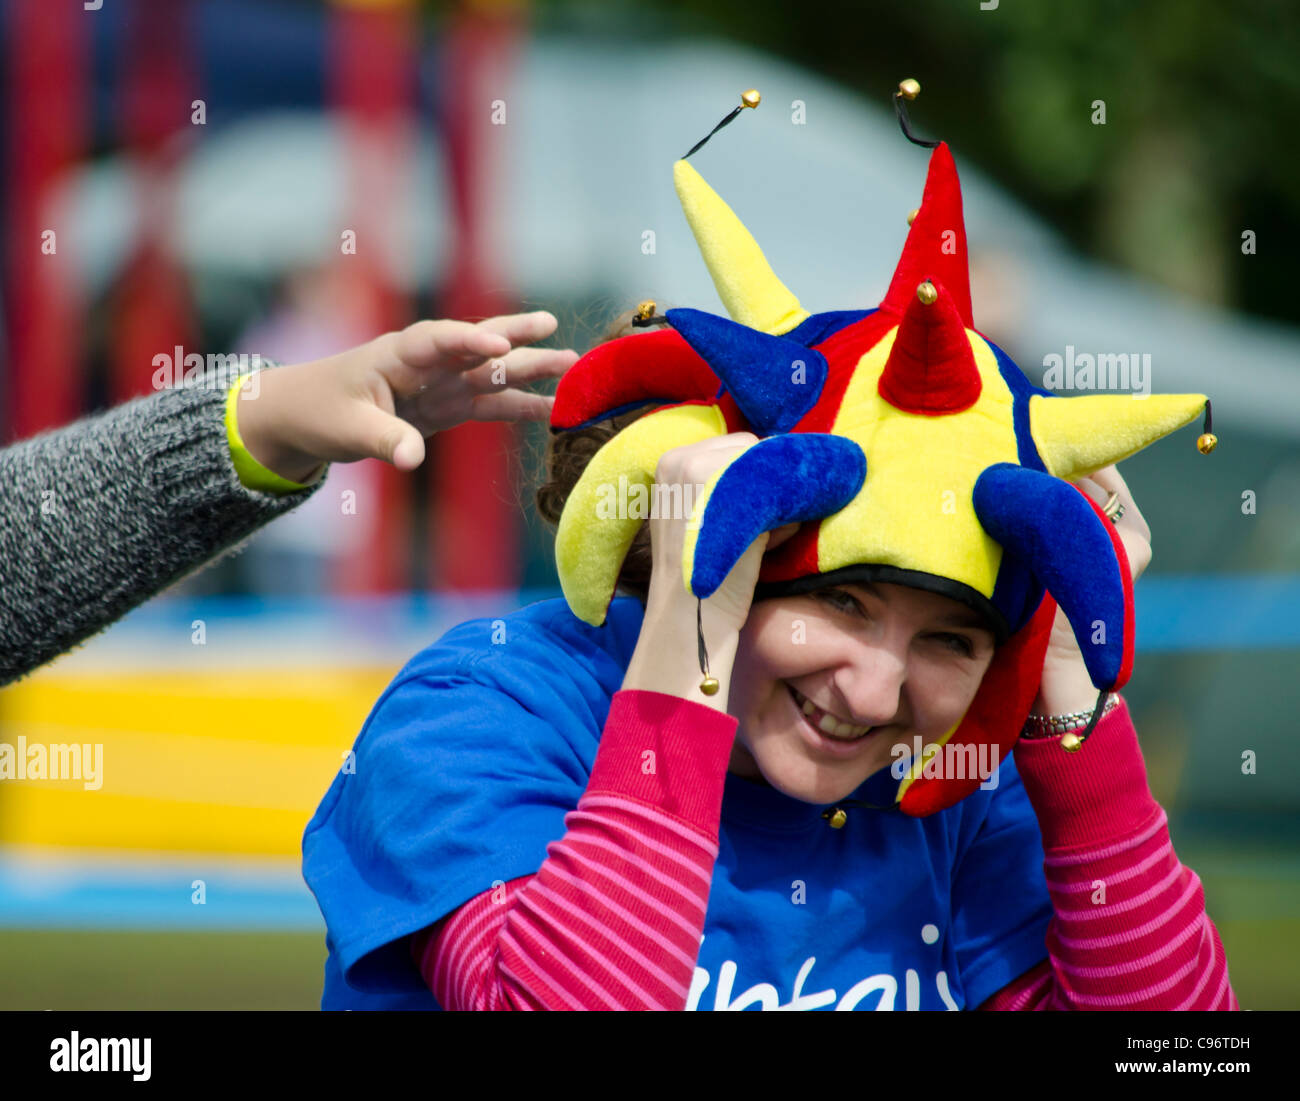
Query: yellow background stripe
xmin=0 ymin=669 xmax=392 ymax=856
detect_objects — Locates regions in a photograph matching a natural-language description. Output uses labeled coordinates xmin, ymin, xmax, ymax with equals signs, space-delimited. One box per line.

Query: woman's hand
xmin=1032 ymin=463 xmax=1152 ymax=715
xmin=235 ymin=311 xmax=578 ymax=483
xmin=622 ymin=434 xmax=799 ymax=711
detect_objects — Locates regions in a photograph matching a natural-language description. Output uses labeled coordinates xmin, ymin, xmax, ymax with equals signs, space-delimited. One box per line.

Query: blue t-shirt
xmin=302 ymin=595 xmax=1054 ymax=1011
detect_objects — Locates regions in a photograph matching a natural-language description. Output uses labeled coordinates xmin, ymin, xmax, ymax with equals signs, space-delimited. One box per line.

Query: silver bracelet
xmin=1019 ymin=693 xmax=1119 ymax=745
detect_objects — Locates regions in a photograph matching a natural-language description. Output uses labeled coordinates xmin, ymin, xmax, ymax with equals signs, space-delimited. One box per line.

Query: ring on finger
xmin=1101 ymin=491 xmax=1125 ymax=524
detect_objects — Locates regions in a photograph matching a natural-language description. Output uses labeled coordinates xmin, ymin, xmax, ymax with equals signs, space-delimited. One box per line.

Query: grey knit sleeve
xmin=0 ymin=367 xmax=326 ymax=686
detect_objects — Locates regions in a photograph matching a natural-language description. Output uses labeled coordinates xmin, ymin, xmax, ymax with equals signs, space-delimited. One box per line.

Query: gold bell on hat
xmin=916 ymin=280 xmax=938 ymax=305
xmin=1060 ymin=732 xmax=1083 ymax=753
xmin=699 ymin=676 xmax=720 ymax=696
xmin=825 ymin=808 xmax=848 ymax=829
xmin=1196 ymin=401 xmax=1217 ymax=454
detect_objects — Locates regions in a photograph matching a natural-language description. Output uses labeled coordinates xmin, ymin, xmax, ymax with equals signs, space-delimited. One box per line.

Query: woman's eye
xmin=810 ymin=593 xmax=973 ymax=656
xmin=815 ymin=589 xmax=862 ymax=615
xmin=933 ymin=633 xmax=974 ymax=657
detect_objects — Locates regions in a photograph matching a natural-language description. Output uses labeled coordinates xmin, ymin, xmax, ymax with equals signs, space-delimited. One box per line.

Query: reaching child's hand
xmin=235 ymin=311 xmax=578 ymax=482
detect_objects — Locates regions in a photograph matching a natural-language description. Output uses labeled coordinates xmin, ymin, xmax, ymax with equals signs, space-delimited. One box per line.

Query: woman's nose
xmin=833 ymin=645 xmax=907 ymax=726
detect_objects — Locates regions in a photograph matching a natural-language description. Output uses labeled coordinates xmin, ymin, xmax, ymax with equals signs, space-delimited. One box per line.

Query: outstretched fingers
xmin=394 ymin=319 xmax=510 ymax=369
xmin=389 ymin=312 xmax=571 ymax=393
xmin=469 ymin=388 xmax=556 ymax=424
xmin=400 ymin=311 xmax=559 ymax=366
xmin=471 ymin=310 xmax=561 ymax=347
xmin=460 ymin=346 xmax=578 ymax=392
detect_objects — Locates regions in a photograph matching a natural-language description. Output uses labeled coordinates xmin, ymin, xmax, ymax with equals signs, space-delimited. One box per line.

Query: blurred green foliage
xmin=515 ymin=0 xmax=1300 ymax=322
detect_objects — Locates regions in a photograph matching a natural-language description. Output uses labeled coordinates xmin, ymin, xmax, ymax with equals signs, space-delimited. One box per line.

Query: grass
xmin=0 ymin=916 xmax=1294 ymax=1010
xmin=0 ymin=929 xmax=327 ymax=1010
xmin=0 ymin=844 xmax=1294 ymax=1010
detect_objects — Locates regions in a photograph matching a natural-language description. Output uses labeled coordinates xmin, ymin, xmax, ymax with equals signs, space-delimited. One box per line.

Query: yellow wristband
xmin=224 ymin=375 xmax=317 ymax=495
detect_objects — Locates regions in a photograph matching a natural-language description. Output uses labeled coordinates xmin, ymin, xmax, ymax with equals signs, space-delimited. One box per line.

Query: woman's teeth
xmin=790 ymin=685 xmax=872 ymax=741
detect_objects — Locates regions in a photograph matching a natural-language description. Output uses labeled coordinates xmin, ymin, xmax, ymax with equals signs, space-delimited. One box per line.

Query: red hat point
xmin=880 ymin=142 xmax=973 ymax=328
xmin=878 ymin=279 xmax=981 ymax=415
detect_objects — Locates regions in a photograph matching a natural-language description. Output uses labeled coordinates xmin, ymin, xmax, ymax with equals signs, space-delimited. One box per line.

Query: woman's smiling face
xmin=726 ymin=581 xmax=998 ymax=807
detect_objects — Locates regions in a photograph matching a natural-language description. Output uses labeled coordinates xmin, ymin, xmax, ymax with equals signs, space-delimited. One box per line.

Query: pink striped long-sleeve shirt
xmin=409 ymin=688 xmax=1236 ymax=1011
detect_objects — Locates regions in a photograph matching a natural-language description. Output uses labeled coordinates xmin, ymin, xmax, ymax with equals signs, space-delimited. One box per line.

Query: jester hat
xmin=548 ymin=90 xmax=1214 ymax=817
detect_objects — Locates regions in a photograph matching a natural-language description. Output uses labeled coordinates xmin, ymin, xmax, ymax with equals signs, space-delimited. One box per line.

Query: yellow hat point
xmin=673 ymin=159 xmax=810 ymax=335
xmin=741 ymin=88 xmax=761 ymax=109
xmin=1197 ymin=433 xmax=1218 ymax=454
xmin=1028 ymin=392 xmax=1209 ymax=481
xmin=907 ymin=207 xmax=920 ymax=226
xmin=916 ymin=280 xmax=938 ymax=305
xmin=898 ymin=78 xmax=921 ymax=100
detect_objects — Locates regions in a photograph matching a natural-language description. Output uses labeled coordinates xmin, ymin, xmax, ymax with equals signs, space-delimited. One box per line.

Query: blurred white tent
xmin=53 ymin=36 xmax=1300 ymax=436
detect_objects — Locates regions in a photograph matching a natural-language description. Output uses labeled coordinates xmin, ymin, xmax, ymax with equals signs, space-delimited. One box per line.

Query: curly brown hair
xmin=532 ymin=304 xmax=666 ymax=603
